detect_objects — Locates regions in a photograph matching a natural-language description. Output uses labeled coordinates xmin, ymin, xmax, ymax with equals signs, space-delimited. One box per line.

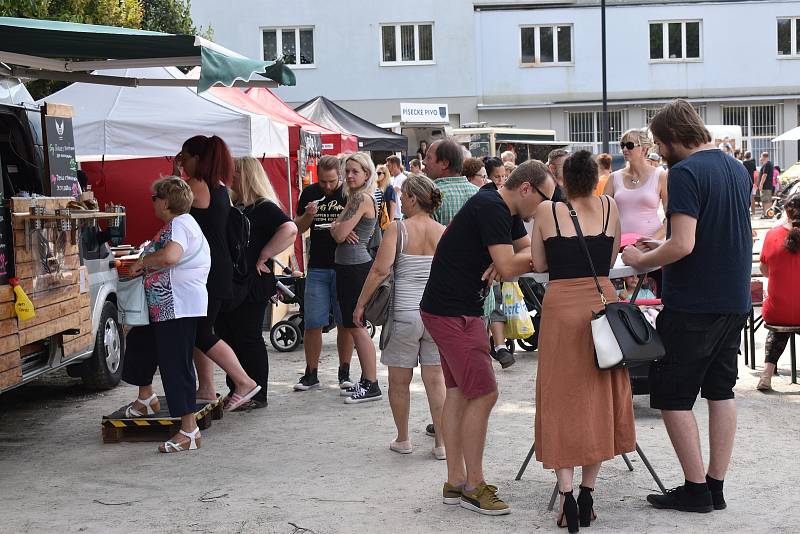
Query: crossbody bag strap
xmin=563 ymin=201 xmax=607 ymax=305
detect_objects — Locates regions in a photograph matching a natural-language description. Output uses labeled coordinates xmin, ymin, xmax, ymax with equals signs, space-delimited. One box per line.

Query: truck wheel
xmin=82 ymin=301 xmax=124 ymax=390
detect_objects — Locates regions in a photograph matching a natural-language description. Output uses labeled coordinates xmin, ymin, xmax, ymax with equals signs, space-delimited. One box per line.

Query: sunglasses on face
xmin=151 ymin=195 xmax=162 ymax=202
xmin=377 ymin=171 xmax=385 ymax=176
xmin=620 ymin=141 xmax=641 ymax=151
xmin=534 ymin=186 xmax=550 ymax=201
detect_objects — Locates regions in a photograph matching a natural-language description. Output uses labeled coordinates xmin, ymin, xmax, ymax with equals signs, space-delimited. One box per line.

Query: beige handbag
xmin=364 ymin=221 xmax=404 ymax=326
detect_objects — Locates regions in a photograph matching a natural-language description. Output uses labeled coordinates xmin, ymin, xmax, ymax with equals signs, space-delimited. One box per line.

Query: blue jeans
xmin=304 ymin=268 xmax=343 ymax=329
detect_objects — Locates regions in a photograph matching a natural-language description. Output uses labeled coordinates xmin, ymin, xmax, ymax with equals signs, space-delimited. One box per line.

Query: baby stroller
xmin=269 ymin=260 xmax=376 ymax=352
xmin=766 ymin=178 xmax=800 ymax=219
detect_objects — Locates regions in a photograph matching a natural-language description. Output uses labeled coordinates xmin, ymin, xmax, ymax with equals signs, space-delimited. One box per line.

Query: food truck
xmin=451 ymin=124 xmax=570 ymax=163
xmin=0 ymin=98 xmax=125 ymax=394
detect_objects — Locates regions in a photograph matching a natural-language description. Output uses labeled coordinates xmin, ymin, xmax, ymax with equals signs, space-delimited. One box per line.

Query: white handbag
xmin=117 ymin=276 xmax=149 ymax=326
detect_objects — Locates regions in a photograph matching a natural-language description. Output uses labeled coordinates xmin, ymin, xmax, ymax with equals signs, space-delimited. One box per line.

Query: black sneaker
xmin=493 ymin=347 xmax=515 ymax=369
xmin=647 ymin=485 xmax=713 ymax=513
xmin=426 ymin=423 xmax=436 ymax=437
xmin=344 ymin=380 xmax=382 ymax=404
xmin=711 ymin=490 xmax=726 ymax=510
xmin=293 ymin=373 xmax=320 ymax=391
xmin=338 ymin=364 xmax=353 ymax=389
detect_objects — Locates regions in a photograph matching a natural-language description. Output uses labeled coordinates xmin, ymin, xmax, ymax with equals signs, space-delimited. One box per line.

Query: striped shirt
xmin=432 ymin=176 xmax=479 ymax=226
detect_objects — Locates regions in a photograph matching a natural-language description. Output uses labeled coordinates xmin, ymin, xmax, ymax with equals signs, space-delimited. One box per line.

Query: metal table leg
xmin=749 ymin=307 xmax=756 ymax=370
xmin=791 ymin=334 xmax=797 ymax=385
xmin=515 ymin=442 xmax=535 ymax=481
xmin=621 ymin=453 xmax=634 ymax=471
xmin=743 ymin=327 xmax=749 ymax=366
xmin=636 ymin=443 xmax=667 ymax=494
xmin=548 ymin=482 xmax=559 ymax=511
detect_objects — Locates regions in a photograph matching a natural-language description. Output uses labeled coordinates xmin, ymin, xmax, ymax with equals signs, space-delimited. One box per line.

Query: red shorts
xmin=420 ymin=311 xmax=497 ymax=400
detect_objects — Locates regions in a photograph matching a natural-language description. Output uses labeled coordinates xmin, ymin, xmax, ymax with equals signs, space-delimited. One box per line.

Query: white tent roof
xmin=38 ymin=67 xmax=289 ymax=159
xmin=773 ymin=126 xmax=800 ymax=142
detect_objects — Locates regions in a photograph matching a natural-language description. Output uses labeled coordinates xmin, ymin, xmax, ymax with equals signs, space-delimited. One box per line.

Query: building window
xmin=520 ymin=25 xmax=573 ymax=65
xmin=722 ymin=104 xmax=784 ymax=165
xmin=777 ymin=17 xmax=800 ymax=57
xmin=645 ymin=105 xmax=706 ymax=124
xmin=262 ymin=27 xmax=315 ymax=67
xmin=568 ymin=110 xmax=626 ymax=154
xmin=649 ymin=20 xmax=701 ymax=61
xmin=381 ymin=23 xmax=434 ymax=65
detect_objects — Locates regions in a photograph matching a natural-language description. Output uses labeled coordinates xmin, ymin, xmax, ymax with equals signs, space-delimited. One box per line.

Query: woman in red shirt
xmin=757 ymin=193 xmax=800 ymax=391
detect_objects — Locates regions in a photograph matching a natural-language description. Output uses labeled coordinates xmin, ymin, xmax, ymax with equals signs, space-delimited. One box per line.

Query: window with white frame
xmin=380 ymin=23 xmax=434 ymax=65
xmin=568 ymin=110 xmax=626 ymax=154
xmin=520 ymin=24 xmax=573 ymax=65
xmin=645 ymin=105 xmax=706 ymax=124
xmin=649 ymin=20 xmax=701 ymax=61
xmin=777 ymin=17 xmax=800 ymax=57
xmin=262 ymin=27 xmax=315 ymax=66
xmin=722 ymin=104 xmax=784 ymax=165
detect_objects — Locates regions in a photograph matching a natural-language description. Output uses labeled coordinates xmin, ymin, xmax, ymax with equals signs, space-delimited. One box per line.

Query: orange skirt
xmin=534 ymin=277 xmax=636 ymax=469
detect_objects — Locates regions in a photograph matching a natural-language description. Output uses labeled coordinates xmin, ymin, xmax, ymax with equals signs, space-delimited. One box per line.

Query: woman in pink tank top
xmin=603 ymin=128 xmax=668 ymax=238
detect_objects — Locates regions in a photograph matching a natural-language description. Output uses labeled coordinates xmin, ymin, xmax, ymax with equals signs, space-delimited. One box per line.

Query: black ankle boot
xmin=577 ymin=485 xmax=595 ymax=527
xmin=558 ymin=490 xmax=579 ymax=533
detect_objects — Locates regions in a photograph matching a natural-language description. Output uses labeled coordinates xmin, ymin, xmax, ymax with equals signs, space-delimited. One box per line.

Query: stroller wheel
xmin=270 ymin=320 xmax=302 ymax=352
xmin=366 ymin=320 xmax=376 ymax=339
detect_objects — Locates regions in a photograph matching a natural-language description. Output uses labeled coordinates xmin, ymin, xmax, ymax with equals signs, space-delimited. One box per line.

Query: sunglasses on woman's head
xmin=620 ymin=141 xmax=640 ymax=151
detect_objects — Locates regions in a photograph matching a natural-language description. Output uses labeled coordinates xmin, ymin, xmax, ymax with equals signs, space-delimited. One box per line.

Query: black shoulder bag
xmin=564 ymin=201 xmax=665 ymax=370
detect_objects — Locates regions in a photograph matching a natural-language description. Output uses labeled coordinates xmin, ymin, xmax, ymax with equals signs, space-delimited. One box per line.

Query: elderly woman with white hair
xmin=603 ymin=128 xmax=668 ymax=239
xmin=331 ymin=152 xmax=383 ymax=404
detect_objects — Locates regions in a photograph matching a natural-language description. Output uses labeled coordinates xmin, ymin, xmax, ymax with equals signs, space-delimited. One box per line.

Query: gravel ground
xmin=0 ymin=217 xmax=796 ymax=534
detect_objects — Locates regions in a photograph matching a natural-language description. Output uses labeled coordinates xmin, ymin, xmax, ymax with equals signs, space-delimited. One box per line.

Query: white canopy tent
xmin=38 ymin=66 xmax=289 ymax=160
xmin=772 ymin=126 xmax=800 ymax=143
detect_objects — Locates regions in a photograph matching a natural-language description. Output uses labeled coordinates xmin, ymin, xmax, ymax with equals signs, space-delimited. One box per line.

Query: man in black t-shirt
xmin=420 ymin=160 xmax=556 ymax=516
xmin=742 ymin=151 xmax=757 ymax=215
xmin=623 ymin=100 xmax=751 ymax=514
xmin=758 ymin=152 xmax=775 ymax=218
xmin=292 ymin=155 xmax=355 ymax=392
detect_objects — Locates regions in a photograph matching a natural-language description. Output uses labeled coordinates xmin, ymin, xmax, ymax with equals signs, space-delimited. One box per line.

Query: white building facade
xmin=191 ymin=0 xmax=800 ymax=166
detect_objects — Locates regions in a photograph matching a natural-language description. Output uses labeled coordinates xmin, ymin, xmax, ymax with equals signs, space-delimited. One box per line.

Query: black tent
xmin=295 ymin=96 xmax=408 ymax=152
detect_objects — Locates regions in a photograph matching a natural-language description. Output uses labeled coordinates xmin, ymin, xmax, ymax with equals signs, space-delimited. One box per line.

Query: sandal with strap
xmin=577 ymin=485 xmax=597 ymax=527
xmin=557 ymin=489 xmax=579 ymax=533
xmin=225 ymin=385 xmax=262 ymax=412
xmin=158 ymin=427 xmax=201 ymax=453
xmin=124 ymin=393 xmax=160 ymax=417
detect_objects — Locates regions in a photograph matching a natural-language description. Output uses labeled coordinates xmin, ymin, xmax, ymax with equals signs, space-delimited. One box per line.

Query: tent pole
xmin=286 ymin=156 xmax=293 ymax=215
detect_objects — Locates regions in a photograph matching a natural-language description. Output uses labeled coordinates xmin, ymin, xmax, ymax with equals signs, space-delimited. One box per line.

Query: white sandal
xmin=159 ymin=427 xmax=201 ymax=453
xmin=124 ymin=393 xmax=160 ymax=417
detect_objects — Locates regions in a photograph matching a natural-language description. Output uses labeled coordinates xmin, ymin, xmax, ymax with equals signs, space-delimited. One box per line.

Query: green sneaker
xmin=442 ymin=482 xmax=463 ymax=505
xmin=460 ymin=483 xmax=511 ymax=515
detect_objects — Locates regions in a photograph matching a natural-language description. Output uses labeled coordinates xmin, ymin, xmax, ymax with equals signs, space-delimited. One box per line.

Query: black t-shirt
xmin=743 ymin=159 xmax=756 ymax=183
xmin=190 ymin=184 xmax=232 ymax=297
xmin=297 ymin=183 xmax=346 ymax=269
xmin=662 ymin=149 xmax=752 ymax=314
xmin=420 ymin=189 xmax=528 ymax=317
xmin=761 ymin=160 xmax=774 ymax=191
xmin=245 ymin=200 xmax=292 ymax=301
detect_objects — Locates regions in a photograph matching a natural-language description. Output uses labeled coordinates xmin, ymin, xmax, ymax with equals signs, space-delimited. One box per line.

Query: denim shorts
xmin=304 ymin=268 xmax=343 ymax=329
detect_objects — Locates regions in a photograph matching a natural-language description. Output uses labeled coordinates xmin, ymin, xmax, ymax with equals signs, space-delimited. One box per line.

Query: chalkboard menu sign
xmin=43 ymin=116 xmax=79 ymax=197
xmin=0 ymin=151 xmax=8 ymax=284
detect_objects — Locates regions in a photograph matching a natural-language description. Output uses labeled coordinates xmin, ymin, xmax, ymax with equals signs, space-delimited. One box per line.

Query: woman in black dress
xmin=174 ymin=135 xmax=261 ymax=412
xmin=215 ymin=157 xmax=297 ymax=409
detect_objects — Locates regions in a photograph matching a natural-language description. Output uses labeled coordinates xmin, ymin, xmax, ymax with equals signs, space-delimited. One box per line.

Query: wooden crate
xmin=0 ymin=365 xmax=21 ymax=388
xmin=0 ymin=350 xmax=20 ymax=373
xmin=63 ymin=333 xmax=93 ymax=356
xmin=19 ymin=312 xmax=80 ymax=346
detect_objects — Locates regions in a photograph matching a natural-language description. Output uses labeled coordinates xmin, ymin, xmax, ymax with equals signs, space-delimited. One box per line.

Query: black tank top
xmin=544 ymin=197 xmax=615 ymax=280
xmin=190 ymin=183 xmax=232 ymax=296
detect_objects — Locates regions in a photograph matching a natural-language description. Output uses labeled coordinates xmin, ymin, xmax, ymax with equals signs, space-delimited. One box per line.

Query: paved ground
xmin=0 ymin=216 xmax=796 ymax=534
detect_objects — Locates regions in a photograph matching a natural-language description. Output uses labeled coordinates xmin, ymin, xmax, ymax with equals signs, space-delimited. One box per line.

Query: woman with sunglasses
xmin=376 ymin=164 xmax=396 ymax=229
xmin=603 ymin=128 xmax=668 ymax=239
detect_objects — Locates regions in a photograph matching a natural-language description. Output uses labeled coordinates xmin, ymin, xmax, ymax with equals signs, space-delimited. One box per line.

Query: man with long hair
xmin=623 ymin=100 xmax=751 ymax=514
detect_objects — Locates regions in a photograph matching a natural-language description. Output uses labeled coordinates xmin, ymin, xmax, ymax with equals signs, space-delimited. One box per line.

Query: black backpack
xmin=227 ymin=204 xmax=251 ymax=282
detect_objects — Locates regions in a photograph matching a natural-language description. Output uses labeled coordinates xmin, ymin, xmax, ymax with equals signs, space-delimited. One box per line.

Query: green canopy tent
xmin=0 ymin=17 xmax=295 ymax=92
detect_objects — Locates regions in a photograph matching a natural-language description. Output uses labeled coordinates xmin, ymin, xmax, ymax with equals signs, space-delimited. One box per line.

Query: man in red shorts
xmin=420 ymin=159 xmax=556 ymax=515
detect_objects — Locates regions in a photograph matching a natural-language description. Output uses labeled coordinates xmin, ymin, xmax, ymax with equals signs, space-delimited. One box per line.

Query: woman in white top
xmin=121 ymin=176 xmax=211 ymax=453
xmin=603 ymin=128 xmax=668 ymax=239
xmin=354 ymin=174 xmax=448 ymax=459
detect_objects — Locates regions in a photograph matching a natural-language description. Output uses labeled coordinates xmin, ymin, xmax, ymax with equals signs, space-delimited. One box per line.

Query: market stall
xmin=40 ymin=67 xmax=292 ymax=245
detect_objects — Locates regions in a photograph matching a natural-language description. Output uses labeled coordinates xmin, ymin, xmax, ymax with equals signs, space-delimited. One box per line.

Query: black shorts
xmin=334 ymin=261 xmax=373 ymax=328
xmin=649 ymin=308 xmax=747 ymax=410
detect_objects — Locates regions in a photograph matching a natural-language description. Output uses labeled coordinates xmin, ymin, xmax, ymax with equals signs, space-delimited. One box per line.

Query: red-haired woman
xmin=174 ymin=136 xmax=260 ymax=411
